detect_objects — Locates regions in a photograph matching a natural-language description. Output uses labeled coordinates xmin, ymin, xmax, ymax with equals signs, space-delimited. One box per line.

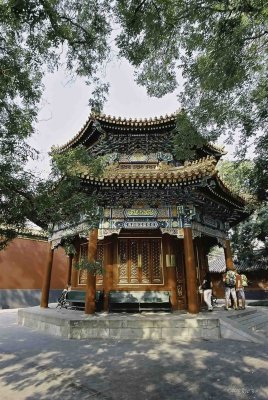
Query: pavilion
xmin=40 ymin=112 xmax=248 ymax=314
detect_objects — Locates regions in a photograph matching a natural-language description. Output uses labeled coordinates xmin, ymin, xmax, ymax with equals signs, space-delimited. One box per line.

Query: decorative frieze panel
xmin=125 ymin=208 xmax=158 ymax=218
xmin=203 ymin=216 xmax=218 ymax=228
xmin=192 ymin=221 xmax=227 ymax=240
xmin=119 ymin=221 xmax=161 ymax=229
xmin=160 ymin=228 xmax=184 ymax=238
xmin=111 ymin=209 xmax=124 ymax=219
xmin=119 ymin=164 xmax=157 ymax=170
xmin=99 ymin=207 xmax=227 ymax=240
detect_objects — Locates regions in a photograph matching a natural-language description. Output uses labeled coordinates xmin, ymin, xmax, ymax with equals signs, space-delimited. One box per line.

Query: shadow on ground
xmin=0 ymin=310 xmax=267 ymax=400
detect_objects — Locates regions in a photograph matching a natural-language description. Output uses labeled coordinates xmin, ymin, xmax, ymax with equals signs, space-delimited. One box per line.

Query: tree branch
xmin=244 ymin=31 xmax=268 ymax=42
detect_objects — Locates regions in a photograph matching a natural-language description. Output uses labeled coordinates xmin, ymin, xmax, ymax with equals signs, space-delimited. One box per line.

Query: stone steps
xmin=255 ymin=323 xmax=268 ymax=338
xmin=228 ymin=310 xmax=268 ymax=330
xmin=220 ymin=308 xmax=268 ymax=342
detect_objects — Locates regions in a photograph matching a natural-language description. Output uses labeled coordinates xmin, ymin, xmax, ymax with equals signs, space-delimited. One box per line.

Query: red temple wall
xmin=0 ymin=237 xmax=68 ymax=290
xmin=211 ymin=272 xmax=268 ymax=299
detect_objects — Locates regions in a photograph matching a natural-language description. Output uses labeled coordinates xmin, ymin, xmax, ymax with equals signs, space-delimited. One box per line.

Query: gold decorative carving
xmin=141 ymin=240 xmax=150 ymax=283
xmin=118 ymin=240 xmax=128 ymax=284
xmin=130 ymin=240 xmax=139 ymax=283
xmin=151 ymin=239 xmax=162 ymax=283
xmin=125 ymin=208 xmax=157 ymax=217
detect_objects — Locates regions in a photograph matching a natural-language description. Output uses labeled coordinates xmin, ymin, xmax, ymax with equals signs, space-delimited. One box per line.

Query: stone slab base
xmin=18 ymin=306 xmax=221 ymax=341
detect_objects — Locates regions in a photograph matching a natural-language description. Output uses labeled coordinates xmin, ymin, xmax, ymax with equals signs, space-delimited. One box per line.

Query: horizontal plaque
xmin=125 ymin=209 xmax=157 ymax=218
xmin=123 ymin=221 xmax=159 ymax=229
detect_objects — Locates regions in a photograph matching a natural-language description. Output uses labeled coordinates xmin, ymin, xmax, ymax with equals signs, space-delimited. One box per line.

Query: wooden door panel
xmin=118 ymin=238 xmax=163 ymax=285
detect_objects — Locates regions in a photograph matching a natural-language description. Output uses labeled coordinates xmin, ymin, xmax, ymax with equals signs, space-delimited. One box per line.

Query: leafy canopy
xmin=115 ymin=1 xmax=268 ymax=194
xmin=1 ymin=0 xmax=111 ymax=247
xmin=218 ymin=160 xmax=268 ymax=268
xmin=1 ymin=0 xmax=268 ymax=247
xmin=0 ymin=145 xmax=104 ymax=249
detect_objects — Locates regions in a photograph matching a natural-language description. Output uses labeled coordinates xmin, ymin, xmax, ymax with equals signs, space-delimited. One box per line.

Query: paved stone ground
xmin=0 ymin=309 xmax=267 ymax=400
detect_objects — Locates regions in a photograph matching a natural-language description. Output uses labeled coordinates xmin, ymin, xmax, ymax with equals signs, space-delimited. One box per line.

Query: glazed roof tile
xmin=79 ymin=155 xmax=246 ymax=208
xmin=80 ymin=156 xmax=217 ymax=184
xmin=58 ymin=112 xmax=226 ymax=156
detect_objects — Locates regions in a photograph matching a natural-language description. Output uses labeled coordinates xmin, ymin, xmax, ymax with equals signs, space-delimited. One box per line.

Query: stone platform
xmin=18 ymin=303 xmax=267 ymax=342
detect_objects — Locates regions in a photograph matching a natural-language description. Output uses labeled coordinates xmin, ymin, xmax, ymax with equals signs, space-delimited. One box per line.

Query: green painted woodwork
xmin=108 ymin=290 xmax=171 ymax=312
xmin=66 ymin=290 xmax=103 ymax=304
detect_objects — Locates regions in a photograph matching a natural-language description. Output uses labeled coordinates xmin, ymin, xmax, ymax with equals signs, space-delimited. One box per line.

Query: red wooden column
xmin=183 ymin=227 xmax=199 ymax=314
xmin=40 ymin=242 xmax=54 ymax=308
xmin=85 ymin=228 xmax=98 ymax=314
xmin=67 ymin=254 xmax=73 ymax=286
xmin=164 ymin=234 xmax=178 ymax=310
xmin=224 ymin=239 xmax=234 ymax=270
xmin=103 ymin=236 xmax=114 ymax=311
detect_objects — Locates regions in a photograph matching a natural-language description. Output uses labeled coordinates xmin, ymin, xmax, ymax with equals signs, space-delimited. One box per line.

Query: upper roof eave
xmin=56 ymin=112 xmax=226 ymax=157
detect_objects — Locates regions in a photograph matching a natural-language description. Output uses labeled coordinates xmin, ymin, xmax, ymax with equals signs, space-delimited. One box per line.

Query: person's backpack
xmin=241 ymin=274 xmax=248 ymax=287
xmin=225 ymin=270 xmax=236 ymax=287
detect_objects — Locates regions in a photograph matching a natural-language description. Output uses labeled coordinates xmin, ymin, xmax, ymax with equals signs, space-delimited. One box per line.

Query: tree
xmin=1 ymin=1 xmax=268 ymax=247
xmin=0 ymin=145 xmax=104 ymax=249
xmin=115 ymin=0 xmax=268 ymax=193
xmin=1 ymin=1 xmax=112 ymax=247
xmin=217 ymin=160 xmax=268 ymax=268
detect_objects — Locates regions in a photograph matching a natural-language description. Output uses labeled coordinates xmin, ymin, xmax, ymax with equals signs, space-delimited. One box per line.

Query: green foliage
xmin=218 ymin=161 xmax=268 ymax=268
xmin=2 ymin=0 xmax=268 ymax=249
xmin=115 ymin=0 xmax=268 ymax=191
xmin=231 ymin=204 xmax=268 ymax=269
xmin=50 ymin=145 xmax=104 ymax=178
xmin=0 ymin=0 xmax=111 ymax=248
xmin=173 ymin=111 xmax=207 ymax=160
xmin=217 ymin=160 xmax=255 ymax=198
xmin=0 ymin=145 xmax=104 ymax=249
xmin=74 ymin=257 xmax=103 ymax=275
xmin=62 ymin=241 xmax=76 ymax=256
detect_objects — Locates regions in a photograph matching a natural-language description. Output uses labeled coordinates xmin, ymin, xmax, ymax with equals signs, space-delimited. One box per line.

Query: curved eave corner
xmin=214 ymin=173 xmax=247 ymax=206
xmin=56 ymin=114 xmax=96 ymax=153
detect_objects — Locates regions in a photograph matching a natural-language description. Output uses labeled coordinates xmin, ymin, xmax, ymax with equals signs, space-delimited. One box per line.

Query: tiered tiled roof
xmin=208 ymin=254 xmax=226 ymax=273
xmin=80 ymin=156 xmax=217 ymax=186
xmin=58 ymin=112 xmax=226 ymax=159
xmin=55 ymin=111 xmax=247 ymax=225
xmin=79 ymin=155 xmax=246 ymax=210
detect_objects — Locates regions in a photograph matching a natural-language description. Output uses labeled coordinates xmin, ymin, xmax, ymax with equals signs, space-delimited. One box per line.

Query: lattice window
xmin=96 ymin=244 xmax=104 ymax=285
xmin=130 ymin=240 xmax=139 ymax=283
xmin=141 ymin=240 xmax=150 ymax=283
xmin=175 ymin=246 xmax=186 ymax=309
xmin=78 ymin=242 xmax=104 ymax=285
xmin=78 ymin=243 xmax=88 ymax=285
xmin=151 ymin=239 xmax=162 ymax=283
xmin=118 ymin=239 xmax=128 ymax=284
xmin=118 ymin=238 xmax=163 ymax=285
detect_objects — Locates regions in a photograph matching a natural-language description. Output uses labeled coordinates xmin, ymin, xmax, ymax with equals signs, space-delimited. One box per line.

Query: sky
xmin=29 ymin=58 xmax=237 ymax=175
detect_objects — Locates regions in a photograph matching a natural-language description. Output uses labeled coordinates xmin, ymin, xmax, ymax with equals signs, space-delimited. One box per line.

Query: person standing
xmin=202 ymin=272 xmax=213 ymax=311
xmin=223 ymin=269 xmax=238 ymax=310
xmin=236 ymin=272 xmax=247 ymax=309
